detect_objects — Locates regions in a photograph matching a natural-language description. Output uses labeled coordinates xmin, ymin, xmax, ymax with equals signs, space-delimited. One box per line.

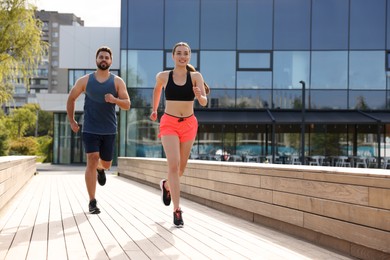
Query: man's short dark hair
xmin=96 ymin=46 xmax=112 ymax=59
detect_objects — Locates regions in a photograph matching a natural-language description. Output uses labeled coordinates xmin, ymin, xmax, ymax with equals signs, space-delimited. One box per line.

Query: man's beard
xmin=97 ymin=62 xmax=110 ymax=70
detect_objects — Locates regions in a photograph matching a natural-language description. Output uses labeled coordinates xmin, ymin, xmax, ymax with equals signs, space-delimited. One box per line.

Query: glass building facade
xmin=60 ymin=0 xmax=390 ymax=166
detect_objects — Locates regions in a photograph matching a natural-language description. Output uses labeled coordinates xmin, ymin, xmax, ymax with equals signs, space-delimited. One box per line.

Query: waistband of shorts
xmin=164 ymin=113 xmax=194 ymax=119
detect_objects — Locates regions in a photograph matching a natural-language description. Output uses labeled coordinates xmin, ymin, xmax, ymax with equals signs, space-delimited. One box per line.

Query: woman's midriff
xmin=164 ymin=100 xmax=194 ymax=118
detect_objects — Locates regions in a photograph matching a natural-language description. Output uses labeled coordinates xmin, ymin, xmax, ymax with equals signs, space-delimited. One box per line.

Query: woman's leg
xmin=161 ymin=135 xmax=181 ymax=210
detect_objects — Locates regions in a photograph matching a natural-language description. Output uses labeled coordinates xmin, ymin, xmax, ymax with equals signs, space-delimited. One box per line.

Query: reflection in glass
xmin=200 ymin=51 xmax=236 ymax=89
xmin=238 ymin=52 xmax=271 ymax=70
xmin=126 ymin=51 xmax=163 ymax=88
xmin=349 ymin=51 xmax=385 ymax=90
xmin=237 ymin=89 xmax=271 ymax=108
xmin=125 ymin=108 xmax=162 ymax=158
xmin=206 ymin=89 xmax=235 ymax=108
xmin=165 ymin=0 xmax=200 ymax=49
xmin=274 ymin=0 xmax=310 ymax=50
xmin=349 ymin=90 xmax=386 ymax=110
xmin=273 ymin=51 xmax=309 ymax=89
xmin=350 ymin=0 xmax=385 ymax=49
xmin=237 ymin=71 xmax=272 ymax=89
xmin=309 ymin=90 xmax=348 ymax=109
xmin=311 ymin=51 xmax=348 ymax=89
xmin=237 ymin=0 xmax=273 ymax=50
xmin=273 ymin=89 xmax=304 ymax=109
xmin=311 ymin=0 xmax=349 ymax=50
xmin=127 ymin=0 xmax=164 ymax=49
xmin=200 ymin=0 xmax=236 ymax=49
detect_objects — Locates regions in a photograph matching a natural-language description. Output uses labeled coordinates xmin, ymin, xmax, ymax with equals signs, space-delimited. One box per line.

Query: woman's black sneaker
xmin=173 ymin=208 xmax=184 ymax=227
xmin=160 ymin=179 xmax=171 ymax=206
xmin=97 ymin=169 xmax=106 ymax=186
xmin=89 ymin=199 xmax=100 ymax=214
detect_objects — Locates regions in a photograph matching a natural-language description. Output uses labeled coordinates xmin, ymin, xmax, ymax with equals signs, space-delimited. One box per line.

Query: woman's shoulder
xmin=156 ymin=70 xmax=171 ymax=78
xmin=190 ymin=71 xmax=203 ymax=80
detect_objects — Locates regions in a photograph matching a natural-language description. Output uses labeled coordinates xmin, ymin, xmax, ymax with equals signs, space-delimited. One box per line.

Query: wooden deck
xmin=0 ymin=164 xmax=354 ymax=260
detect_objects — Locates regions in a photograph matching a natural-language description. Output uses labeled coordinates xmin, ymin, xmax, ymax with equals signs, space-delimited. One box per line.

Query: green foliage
xmin=37 ymin=135 xmax=52 ymax=162
xmin=24 ymin=103 xmax=53 ymax=136
xmin=6 ymin=106 xmax=36 ymax=138
xmin=0 ymin=0 xmax=48 ymax=104
xmin=0 ymin=104 xmax=53 ymax=160
xmin=0 ymin=117 xmax=10 ymax=155
xmin=8 ymin=136 xmax=38 ymax=155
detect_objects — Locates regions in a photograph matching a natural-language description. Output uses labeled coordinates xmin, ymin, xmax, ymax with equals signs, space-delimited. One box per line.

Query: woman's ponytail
xmin=186 ymin=64 xmax=210 ymax=95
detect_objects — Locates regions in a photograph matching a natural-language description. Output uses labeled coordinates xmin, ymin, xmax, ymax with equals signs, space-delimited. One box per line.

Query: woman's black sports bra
xmin=165 ymin=71 xmax=195 ymax=101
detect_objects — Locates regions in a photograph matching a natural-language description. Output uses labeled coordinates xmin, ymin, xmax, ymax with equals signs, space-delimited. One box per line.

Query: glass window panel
xmin=309 ymin=90 xmax=348 ymax=109
xmin=387 ymin=1 xmax=390 ymax=49
xmin=311 ymin=51 xmax=348 ymax=89
xmin=273 ymin=51 xmax=310 ymax=89
xmin=193 ymin=129 xmax=223 ymax=160
xmin=349 ymin=90 xmax=386 ymax=110
xmin=206 ymin=89 xmax=236 ymax=108
xmin=350 ymin=0 xmax=386 ymax=49
xmin=349 ymin=51 xmax=385 ymax=90
xmin=200 ymin=0 xmax=236 ymax=49
xmin=128 ymin=88 xmax=155 ymax=108
xmin=165 ymin=0 xmax=200 ymax=49
xmin=127 ymin=0 xmax=164 ymax=49
xmin=125 ymin=108 xmax=162 ymax=158
xmin=126 ymin=50 xmax=163 ymax=89
xmin=200 ymin=51 xmax=235 ymax=89
xmin=120 ymin=50 xmax=127 ymax=84
xmin=120 ymin=0 xmax=128 ymax=49
xmin=273 ymin=89 xmax=304 ymax=109
xmin=274 ymin=0 xmax=311 ymax=50
xmin=237 ymin=0 xmax=273 ymax=50
xmin=238 ymin=52 xmax=271 ymax=70
xmin=387 ymin=52 xmax=390 ymax=71
xmin=165 ymin=51 xmax=198 ymax=70
xmin=68 ymin=70 xmax=74 ymax=92
xmin=237 ymin=71 xmax=271 ymax=89
xmin=311 ymin=0 xmax=349 ymax=50
xmin=237 ymin=89 xmax=271 ymax=108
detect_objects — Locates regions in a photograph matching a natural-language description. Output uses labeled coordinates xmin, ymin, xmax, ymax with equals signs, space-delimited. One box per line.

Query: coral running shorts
xmin=158 ymin=113 xmax=198 ymax=143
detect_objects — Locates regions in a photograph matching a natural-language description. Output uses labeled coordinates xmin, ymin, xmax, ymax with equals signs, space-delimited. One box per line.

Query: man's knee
xmin=100 ymin=160 xmax=112 ymax=170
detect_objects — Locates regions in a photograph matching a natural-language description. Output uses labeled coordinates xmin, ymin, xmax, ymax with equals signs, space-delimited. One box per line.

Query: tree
xmin=0 ymin=0 xmax=47 ymax=104
xmin=5 ymin=106 xmax=36 ymax=138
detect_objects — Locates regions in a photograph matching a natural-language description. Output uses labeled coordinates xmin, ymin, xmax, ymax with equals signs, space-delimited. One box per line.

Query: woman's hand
xmin=150 ymin=111 xmax=158 ymax=121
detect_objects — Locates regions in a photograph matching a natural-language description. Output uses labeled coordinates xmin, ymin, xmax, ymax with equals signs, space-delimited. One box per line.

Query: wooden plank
xmin=261 ymin=176 xmax=369 ymax=205
xmin=0 ymin=175 xmax=40 ymax=260
xmin=26 ymin=176 xmax=50 ymax=260
xmin=57 ymin=174 xmax=89 ymax=260
xmin=4 ymin=177 xmax=44 ymax=260
xmin=273 ymin=191 xmax=390 ymax=231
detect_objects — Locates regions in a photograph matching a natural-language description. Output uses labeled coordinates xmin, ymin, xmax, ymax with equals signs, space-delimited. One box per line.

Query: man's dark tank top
xmin=165 ymin=70 xmax=195 ymax=101
xmin=82 ymin=72 xmax=117 ymax=134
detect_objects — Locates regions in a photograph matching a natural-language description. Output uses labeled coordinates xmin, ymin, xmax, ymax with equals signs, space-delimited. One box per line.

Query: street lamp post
xmin=299 ymin=81 xmax=306 ymax=165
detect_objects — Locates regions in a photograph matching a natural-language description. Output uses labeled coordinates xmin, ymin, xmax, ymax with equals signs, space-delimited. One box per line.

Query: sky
xmin=31 ymin=0 xmax=121 ymax=27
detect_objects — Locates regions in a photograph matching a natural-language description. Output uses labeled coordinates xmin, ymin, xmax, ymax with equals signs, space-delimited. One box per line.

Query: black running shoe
xmin=89 ymin=199 xmax=100 ymax=214
xmin=173 ymin=208 xmax=184 ymax=227
xmin=160 ymin=179 xmax=171 ymax=206
xmin=97 ymin=169 xmax=106 ymax=186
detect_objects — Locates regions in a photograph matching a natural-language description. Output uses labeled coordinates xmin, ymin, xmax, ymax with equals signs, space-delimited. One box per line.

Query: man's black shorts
xmin=82 ymin=133 xmax=116 ymax=161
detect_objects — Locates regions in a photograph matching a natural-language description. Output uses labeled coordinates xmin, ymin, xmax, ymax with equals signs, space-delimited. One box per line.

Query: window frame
xmin=236 ymin=51 xmax=273 ymax=71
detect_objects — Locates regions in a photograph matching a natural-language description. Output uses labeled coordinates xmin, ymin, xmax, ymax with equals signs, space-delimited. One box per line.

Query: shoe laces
xmin=174 ymin=208 xmax=182 ymax=219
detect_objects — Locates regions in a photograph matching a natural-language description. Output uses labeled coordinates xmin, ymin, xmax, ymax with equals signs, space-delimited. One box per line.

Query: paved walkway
xmin=0 ymin=164 xmax=354 ymax=260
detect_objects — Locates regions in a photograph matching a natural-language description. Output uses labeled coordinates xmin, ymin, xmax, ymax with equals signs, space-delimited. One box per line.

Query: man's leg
xmin=86 ymin=152 xmax=99 ymax=200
